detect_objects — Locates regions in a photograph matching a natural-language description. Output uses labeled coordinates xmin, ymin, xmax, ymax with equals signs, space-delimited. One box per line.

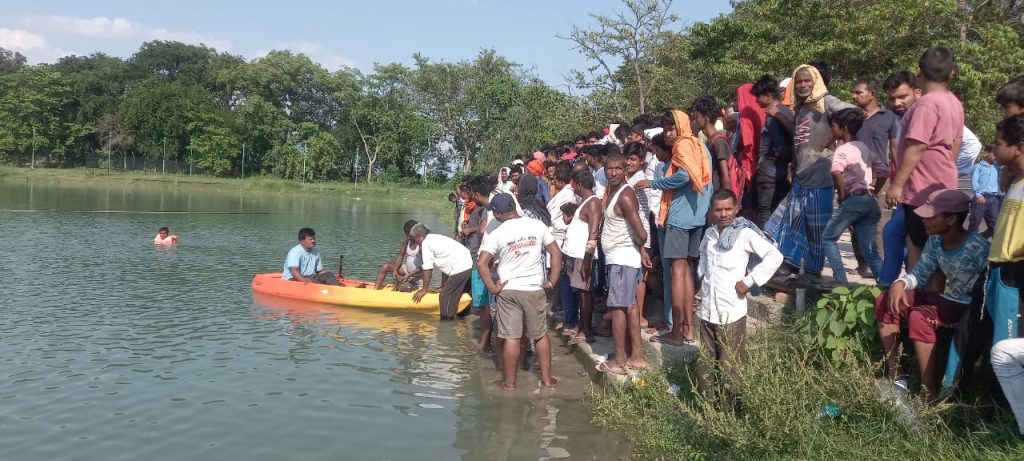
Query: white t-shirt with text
xmin=479 ymin=217 xmax=555 ymax=292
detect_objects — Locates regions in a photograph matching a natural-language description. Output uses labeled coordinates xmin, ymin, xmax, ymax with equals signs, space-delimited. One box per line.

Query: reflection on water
xmin=0 ymin=179 xmax=629 ymax=460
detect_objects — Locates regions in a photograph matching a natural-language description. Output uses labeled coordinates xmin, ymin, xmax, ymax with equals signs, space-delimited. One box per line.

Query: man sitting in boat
xmin=153 ymin=227 xmax=179 ymax=245
xmin=282 ymin=227 xmax=340 ymax=286
xmin=408 ymin=223 xmax=473 ymax=319
xmin=374 ymin=219 xmax=423 ymax=291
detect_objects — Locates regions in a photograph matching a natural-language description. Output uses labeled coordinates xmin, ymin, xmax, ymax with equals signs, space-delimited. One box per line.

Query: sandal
xmin=567 ymin=333 xmax=591 ymax=345
xmin=596 ymin=361 xmax=627 ymax=375
xmin=650 ymin=335 xmax=693 ymax=347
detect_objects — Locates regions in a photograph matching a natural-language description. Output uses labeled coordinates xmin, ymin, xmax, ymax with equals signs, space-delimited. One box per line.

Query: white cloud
xmin=22 ymin=16 xmax=139 ymax=39
xmin=0 ymin=27 xmax=70 ymax=63
xmin=254 ymin=41 xmax=359 ymax=72
xmin=19 ymin=15 xmax=234 ymax=53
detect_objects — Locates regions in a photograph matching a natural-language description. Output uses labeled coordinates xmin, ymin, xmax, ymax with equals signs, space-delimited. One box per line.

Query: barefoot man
xmin=477 ymin=193 xmax=561 ymax=390
xmin=597 ymin=153 xmax=649 ymax=374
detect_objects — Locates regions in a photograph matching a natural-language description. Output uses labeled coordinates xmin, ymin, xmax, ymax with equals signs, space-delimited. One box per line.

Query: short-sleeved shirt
xmin=757 ymin=105 xmax=795 ymax=177
xmin=831 ymin=141 xmax=873 ymax=196
xmin=479 ymin=217 xmax=555 ymax=292
xmin=793 ymin=95 xmax=857 ymax=188
xmin=990 ymin=179 xmax=1024 ymax=263
xmin=707 ymin=133 xmax=732 ymax=190
xmin=896 ymin=90 xmax=964 ymax=206
xmin=282 ymin=244 xmax=323 ymax=280
xmin=421 ymin=234 xmax=473 ymax=276
xmin=855 ymin=107 xmax=900 ymax=178
xmin=900 ymin=233 xmax=989 ymax=304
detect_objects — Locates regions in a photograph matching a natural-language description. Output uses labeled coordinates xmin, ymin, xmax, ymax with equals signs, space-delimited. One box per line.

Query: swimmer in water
xmin=153 ymin=227 xmax=179 ymax=245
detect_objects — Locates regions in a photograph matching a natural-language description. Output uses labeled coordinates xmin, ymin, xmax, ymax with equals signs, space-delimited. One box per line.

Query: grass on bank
xmin=0 ymin=166 xmax=452 ymax=205
xmin=589 ymin=324 xmax=1024 ymax=461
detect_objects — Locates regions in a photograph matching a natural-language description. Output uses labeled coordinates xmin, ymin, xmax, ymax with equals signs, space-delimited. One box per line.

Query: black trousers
xmin=440 ymin=269 xmax=472 ymax=320
xmin=755 ymin=172 xmax=791 ymax=228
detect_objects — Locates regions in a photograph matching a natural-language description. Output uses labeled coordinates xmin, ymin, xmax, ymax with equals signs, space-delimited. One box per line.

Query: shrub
xmin=799 ymin=286 xmax=883 ymax=362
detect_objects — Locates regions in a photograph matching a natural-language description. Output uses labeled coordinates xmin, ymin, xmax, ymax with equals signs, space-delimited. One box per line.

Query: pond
xmin=0 ymin=178 xmax=630 ymax=461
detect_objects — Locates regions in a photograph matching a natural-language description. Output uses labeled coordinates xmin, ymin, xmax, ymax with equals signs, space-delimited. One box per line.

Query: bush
xmin=798 ymin=286 xmax=883 ymax=362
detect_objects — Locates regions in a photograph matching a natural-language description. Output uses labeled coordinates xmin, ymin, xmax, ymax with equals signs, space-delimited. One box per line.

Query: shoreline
xmin=0 ymin=166 xmax=452 ymax=206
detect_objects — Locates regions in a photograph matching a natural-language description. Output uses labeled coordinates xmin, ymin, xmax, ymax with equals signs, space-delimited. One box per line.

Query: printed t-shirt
xmin=793 ymin=95 xmax=856 ymax=188
xmin=479 ymin=217 xmax=555 ymax=291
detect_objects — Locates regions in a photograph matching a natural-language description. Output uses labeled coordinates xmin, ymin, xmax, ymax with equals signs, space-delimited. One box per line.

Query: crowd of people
xmin=284 ymin=45 xmax=1024 ymax=434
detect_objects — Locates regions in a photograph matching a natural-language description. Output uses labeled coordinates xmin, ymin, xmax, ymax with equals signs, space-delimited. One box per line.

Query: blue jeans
xmin=878 ymin=205 xmax=907 ymax=286
xmin=822 ymin=195 xmax=882 ymax=284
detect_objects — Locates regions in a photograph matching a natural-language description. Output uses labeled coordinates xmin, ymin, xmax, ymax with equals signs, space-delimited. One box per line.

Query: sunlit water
xmin=0 ymin=179 xmax=628 ymax=460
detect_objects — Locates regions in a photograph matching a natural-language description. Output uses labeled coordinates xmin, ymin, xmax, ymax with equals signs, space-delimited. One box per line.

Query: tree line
xmin=0 ymin=43 xmax=593 ymax=182
xmin=1 ymin=0 xmax=1021 ymax=181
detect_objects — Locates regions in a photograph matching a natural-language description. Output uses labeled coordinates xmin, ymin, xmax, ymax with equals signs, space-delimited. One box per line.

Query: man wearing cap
xmin=874 ymin=189 xmax=989 ymax=401
xmin=477 ymin=193 xmax=562 ymax=390
xmin=409 ymin=223 xmax=474 ymax=320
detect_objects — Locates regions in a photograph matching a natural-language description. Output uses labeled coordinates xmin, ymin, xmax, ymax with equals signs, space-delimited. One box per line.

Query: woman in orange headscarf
xmin=636 ymin=109 xmax=712 ymax=345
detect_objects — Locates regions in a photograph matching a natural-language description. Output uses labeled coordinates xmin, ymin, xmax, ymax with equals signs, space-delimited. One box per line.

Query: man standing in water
xmin=477 ymin=193 xmax=561 ymax=390
xmin=409 ymin=223 xmax=473 ymax=320
xmin=282 ymin=227 xmax=340 ymax=286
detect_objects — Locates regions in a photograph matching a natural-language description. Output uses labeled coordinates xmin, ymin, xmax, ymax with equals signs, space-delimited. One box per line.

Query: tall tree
xmin=562 ymin=0 xmax=677 ymax=116
xmin=0 ymin=47 xmax=27 ymax=75
xmin=0 ymin=67 xmax=74 ymax=162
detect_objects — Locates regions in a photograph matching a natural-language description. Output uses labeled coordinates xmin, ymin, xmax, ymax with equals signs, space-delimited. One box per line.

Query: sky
xmin=0 ymin=0 xmax=733 ymax=87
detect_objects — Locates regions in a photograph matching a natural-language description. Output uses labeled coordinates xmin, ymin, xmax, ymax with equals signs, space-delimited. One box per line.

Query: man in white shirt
xmin=409 ymin=223 xmax=473 ymax=320
xmin=478 ymin=193 xmax=562 ymax=390
xmin=697 ymin=189 xmax=782 ymax=399
xmin=546 ymin=161 xmax=578 ymax=245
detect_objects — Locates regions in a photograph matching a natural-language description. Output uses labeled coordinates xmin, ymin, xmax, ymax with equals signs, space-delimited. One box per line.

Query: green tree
xmin=225 ymin=50 xmax=337 ymax=127
xmin=0 ymin=66 xmax=74 ymax=162
xmin=0 ymin=47 xmax=27 ymax=75
xmin=118 ymin=78 xmax=219 ymax=162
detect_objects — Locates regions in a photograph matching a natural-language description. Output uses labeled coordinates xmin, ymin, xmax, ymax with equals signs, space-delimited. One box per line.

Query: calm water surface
xmin=0 ymin=179 xmax=629 ymax=461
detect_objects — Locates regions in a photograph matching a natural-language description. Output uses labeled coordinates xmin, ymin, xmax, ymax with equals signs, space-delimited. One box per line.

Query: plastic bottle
xmin=817 ymin=402 xmax=842 ymax=421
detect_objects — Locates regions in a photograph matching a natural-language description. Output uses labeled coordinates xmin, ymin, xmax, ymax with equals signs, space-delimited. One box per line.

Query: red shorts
xmin=874 ymin=290 xmax=968 ymax=343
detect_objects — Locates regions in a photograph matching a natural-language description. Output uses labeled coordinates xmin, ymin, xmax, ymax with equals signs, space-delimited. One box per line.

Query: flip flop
xmin=567 ymin=334 xmax=589 ymax=345
xmin=649 ymin=335 xmax=693 ymax=347
xmin=596 ymin=361 xmax=627 ymax=375
xmin=626 ymin=363 xmax=650 ymax=371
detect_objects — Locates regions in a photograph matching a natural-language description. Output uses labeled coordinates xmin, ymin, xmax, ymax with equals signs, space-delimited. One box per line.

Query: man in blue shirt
xmin=282 ymin=227 xmax=340 ymax=285
xmin=970 ymin=148 xmax=1001 ymax=238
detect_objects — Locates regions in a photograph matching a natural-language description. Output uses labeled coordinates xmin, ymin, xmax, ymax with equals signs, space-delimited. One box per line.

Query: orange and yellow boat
xmin=250 ymin=273 xmax=471 ymax=314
